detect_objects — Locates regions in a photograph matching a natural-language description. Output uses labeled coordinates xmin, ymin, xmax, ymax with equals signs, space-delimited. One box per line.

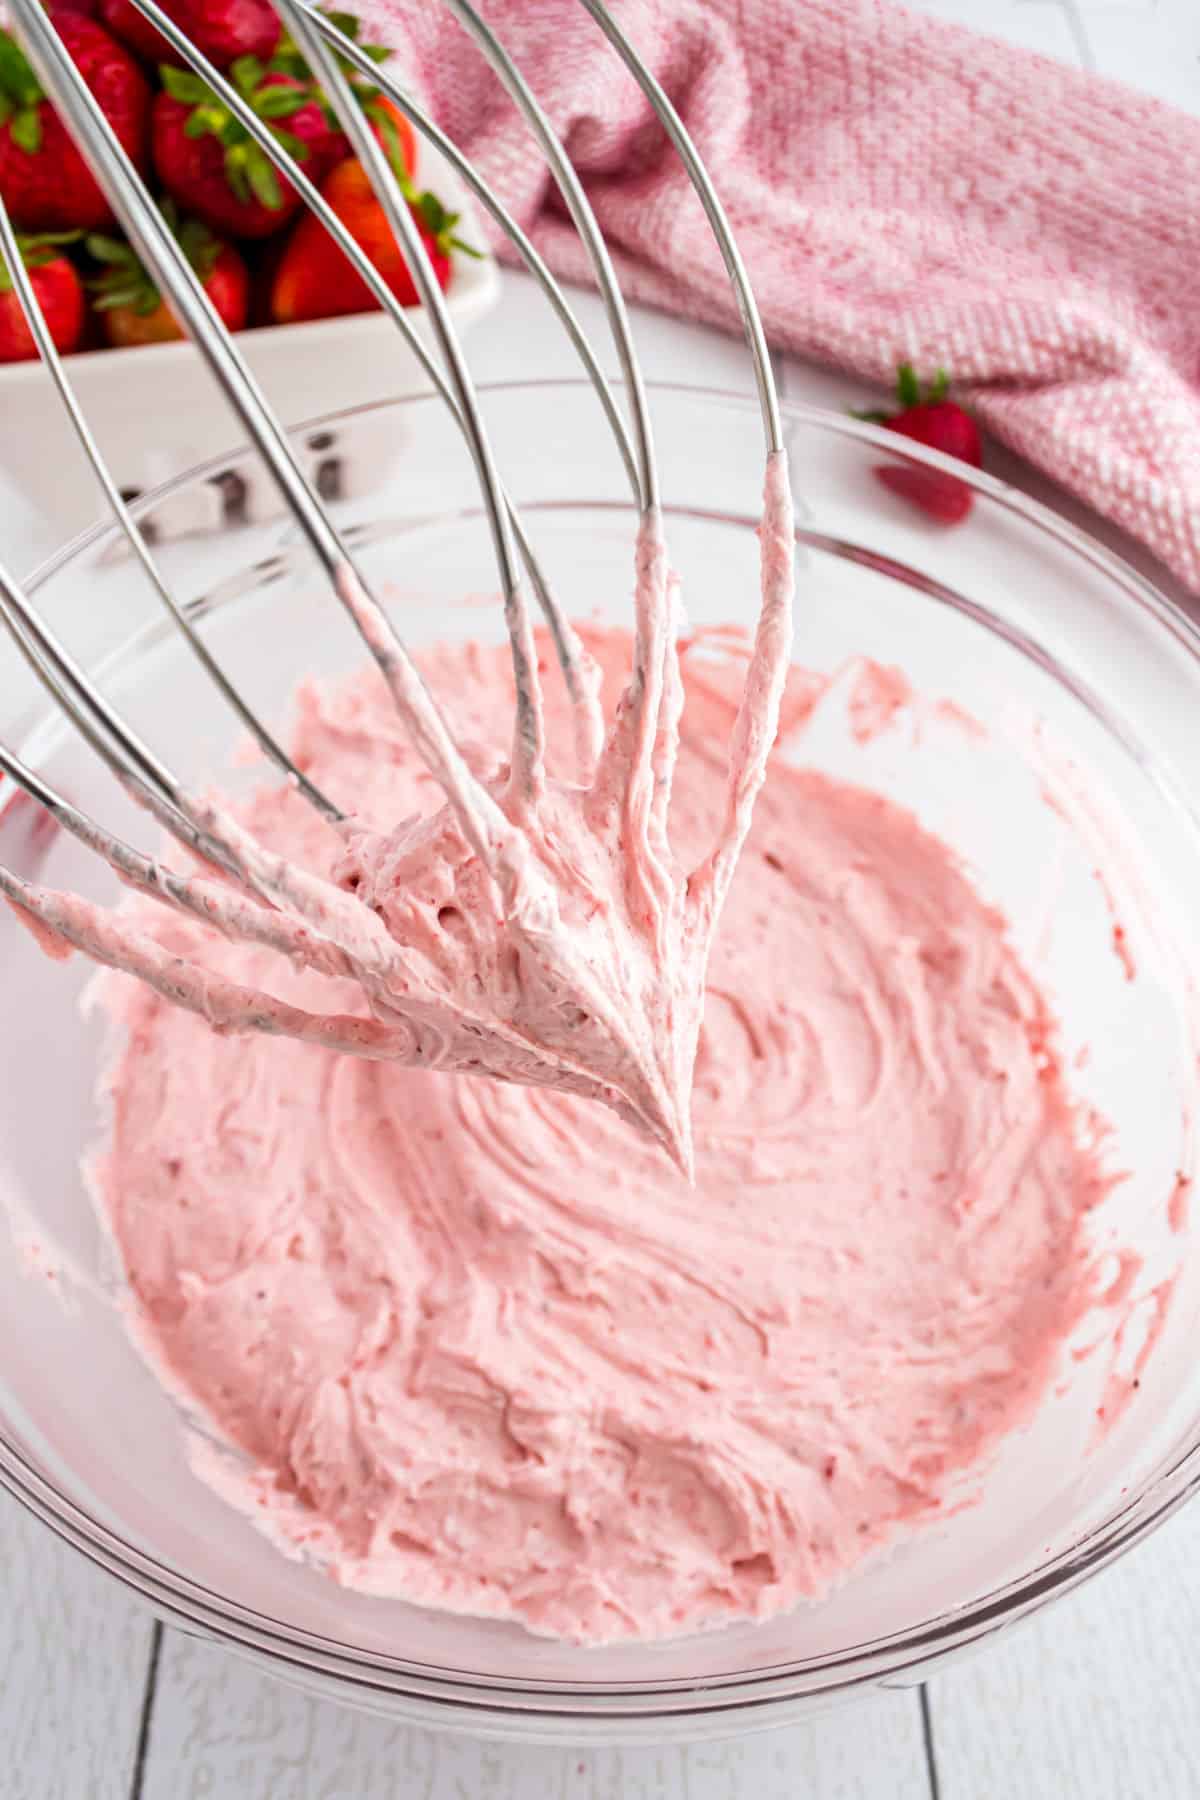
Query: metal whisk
xmin=0 ymin=0 xmax=791 ymax=1169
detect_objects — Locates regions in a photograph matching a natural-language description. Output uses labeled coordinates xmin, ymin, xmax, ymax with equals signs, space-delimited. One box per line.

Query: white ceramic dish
xmin=0 ymin=131 xmax=500 ymax=538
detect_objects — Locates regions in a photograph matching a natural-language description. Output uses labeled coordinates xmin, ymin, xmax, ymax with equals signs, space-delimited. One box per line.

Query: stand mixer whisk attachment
xmin=0 ymin=0 xmax=794 ymax=1173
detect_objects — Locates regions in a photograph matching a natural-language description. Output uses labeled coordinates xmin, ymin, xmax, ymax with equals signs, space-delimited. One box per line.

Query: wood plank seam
xmin=920 ymin=1685 xmax=942 ymax=1800
xmin=127 ymin=1620 xmax=164 ymax=1800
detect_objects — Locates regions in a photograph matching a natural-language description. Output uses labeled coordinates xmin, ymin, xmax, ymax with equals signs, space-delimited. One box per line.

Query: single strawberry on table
xmin=0 ymin=18 xmax=149 ymax=231
xmin=270 ymin=157 xmax=469 ymax=324
xmin=0 ymin=232 xmax=85 ymax=362
xmin=99 ymin=0 xmax=281 ymax=71
xmin=859 ymin=364 xmax=983 ymax=524
xmin=87 ymin=201 xmax=247 ymax=345
xmin=152 ymin=56 xmax=331 ymax=238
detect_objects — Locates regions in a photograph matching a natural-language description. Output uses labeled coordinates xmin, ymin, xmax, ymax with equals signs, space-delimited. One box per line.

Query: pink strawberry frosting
xmin=88 ymin=619 xmax=1113 ymax=1644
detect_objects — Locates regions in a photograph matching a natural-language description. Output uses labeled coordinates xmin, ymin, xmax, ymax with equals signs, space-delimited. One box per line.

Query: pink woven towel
xmin=366 ymin=0 xmax=1200 ymax=594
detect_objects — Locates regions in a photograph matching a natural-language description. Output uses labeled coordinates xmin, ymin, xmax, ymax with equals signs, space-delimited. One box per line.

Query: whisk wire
xmin=134 ymin=0 xmax=643 ymax=512
xmin=0 ymin=552 xmax=247 ymax=883
xmin=274 ymin=0 xmax=548 ymax=800
xmin=10 ymin=0 xmax=523 ymax=873
xmin=0 ymin=0 xmax=793 ymax=1162
xmin=0 ymin=189 xmax=343 ymax=822
xmin=576 ymin=0 xmax=782 ymax=457
xmin=127 ymin=0 xmax=610 ymax=777
xmin=0 ymin=556 xmax=180 ymax=816
xmin=443 ymin=0 xmax=659 ymax=515
xmin=0 ymin=738 xmax=304 ymax=960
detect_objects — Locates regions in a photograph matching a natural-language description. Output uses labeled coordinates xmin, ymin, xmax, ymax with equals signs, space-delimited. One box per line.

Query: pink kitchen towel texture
xmin=366 ymin=0 xmax=1200 ymax=593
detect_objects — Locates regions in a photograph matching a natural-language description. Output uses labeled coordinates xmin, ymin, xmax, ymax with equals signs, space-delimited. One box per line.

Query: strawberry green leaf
xmin=87 ymin=201 xmax=218 ymax=311
xmin=325 ymin=8 xmax=391 ymax=57
xmin=373 ymin=108 xmax=410 ymax=183
xmin=92 ymin=280 xmax=150 ymax=312
xmin=84 ymin=232 xmax=136 ymax=266
xmin=231 ymin=54 xmax=265 ymax=94
xmin=0 ymin=30 xmax=42 ymax=110
xmin=245 ymin=148 xmax=283 ymax=210
xmin=255 ymin=86 xmax=307 ymax=119
xmin=177 ymin=217 xmax=219 ymax=281
xmin=409 ymin=189 xmax=470 ymax=256
xmin=22 ymin=231 xmax=82 ymax=250
xmin=896 ymin=362 xmax=921 ymax=409
xmin=269 ymin=8 xmax=391 ymax=86
xmin=928 ymin=367 xmax=950 ymax=403
xmin=9 ymin=105 xmax=42 ymax=155
xmin=412 ymin=190 xmax=449 ymax=235
xmin=160 ymin=65 xmax=210 ymax=104
xmin=850 ymin=407 xmax=890 ymax=423
xmin=266 ymin=40 xmax=306 ymax=78
xmin=0 ymin=231 xmax=71 ymax=287
xmin=225 ymin=150 xmax=252 ymax=204
xmin=414 ymin=191 xmax=466 ymax=253
xmin=270 ymin=126 xmax=305 ymax=157
xmin=183 ymin=110 xmax=210 ymax=140
xmin=88 ymin=232 xmax=159 ymax=314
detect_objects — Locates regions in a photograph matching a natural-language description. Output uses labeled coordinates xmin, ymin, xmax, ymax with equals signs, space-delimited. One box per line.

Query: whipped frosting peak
xmin=8 ymin=456 xmax=795 ymax=1170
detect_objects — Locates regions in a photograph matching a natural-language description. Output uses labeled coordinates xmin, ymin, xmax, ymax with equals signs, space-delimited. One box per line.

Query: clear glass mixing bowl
xmin=3 ymin=382 xmax=1200 ymax=1743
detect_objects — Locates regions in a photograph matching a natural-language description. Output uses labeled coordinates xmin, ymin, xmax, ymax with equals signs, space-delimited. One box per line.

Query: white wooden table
xmin=4 ymin=1 xmax=1200 ymax=1793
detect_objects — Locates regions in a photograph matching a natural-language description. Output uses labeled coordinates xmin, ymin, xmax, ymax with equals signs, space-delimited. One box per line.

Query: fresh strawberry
xmin=99 ymin=0 xmax=281 ymax=71
xmin=246 ymin=227 xmax=286 ymax=324
xmin=87 ymin=203 xmax=247 ymax=345
xmin=860 ymin=365 xmax=983 ymax=525
xmin=270 ymin=157 xmax=467 ymax=324
xmin=0 ymin=232 xmax=85 ymax=362
xmin=96 ymin=0 xmax=173 ymax=66
xmin=96 ymin=0 xmax=172 ymax=68
xmin=319 ymin=94 xmax=416 ymax=186
xmin=151 ymin=58 xmax=331 ymax=238
xmin=269 ymin=10 xmax=416 ymax=183
xmin=0 ymin=18 xmax=150 ymax=231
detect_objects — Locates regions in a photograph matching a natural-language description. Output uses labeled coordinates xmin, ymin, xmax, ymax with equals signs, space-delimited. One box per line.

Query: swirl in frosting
xmin=90 ymin=628 xmax=1111 ymax=1643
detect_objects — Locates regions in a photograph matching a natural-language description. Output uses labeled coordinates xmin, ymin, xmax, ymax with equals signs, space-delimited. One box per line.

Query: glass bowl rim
xmin=20 ymin=377 xmax=1200 ymax=668
xmin=4 ymin=377 xmax=1200 ymax=1728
